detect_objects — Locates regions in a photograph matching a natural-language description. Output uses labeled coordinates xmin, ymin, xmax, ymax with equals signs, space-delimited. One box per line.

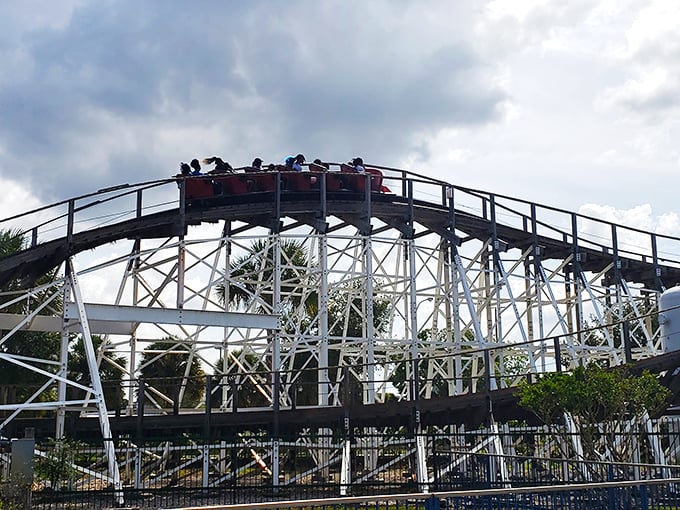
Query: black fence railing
xmin=17 ymin=479 xmax=680 ymax=510
xmin=2 ymin=424 xmax=679 ymax=509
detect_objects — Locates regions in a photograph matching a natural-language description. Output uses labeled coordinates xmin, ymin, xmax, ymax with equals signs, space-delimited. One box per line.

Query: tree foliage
xmin=389 ymin=328 xmax=452 ymax=398
xmin=387 ymin=329 xmax=524 ymax=398
xmin=0 ymin=229 xmax=25 ymax=262
xmin=0 ymin=330 xmax=61 ymax=407
xmin=216 ymin=239 xmax=393 ymax=407
xmin=519 ymin=365 xmax=668 ymax=425
xmin=518 ymin=364 xmax=670 ymax=463
xmin=0 ymin=229 xmax=62 ymax=311
xmin=212 ymin=349 xmax=269 ymax=408
xmin=216 ymin=238 xmax=315 ymax=315
xmin=34 ymin=438 xmax=84 ymax=490
xmin=0 ymin=229 xmax=62 ymax=408
xmin=139 ymin=339 xmax=205 ymax=409
xmin=327 ymin=280 xmax=390 ymax=339
xmin=67 ymin=335 xmax=127 ymax=412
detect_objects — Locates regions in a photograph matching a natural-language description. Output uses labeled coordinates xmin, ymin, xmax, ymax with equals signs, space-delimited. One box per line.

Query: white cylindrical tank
xmin=659 ymin=286 xmax=680 ymax=352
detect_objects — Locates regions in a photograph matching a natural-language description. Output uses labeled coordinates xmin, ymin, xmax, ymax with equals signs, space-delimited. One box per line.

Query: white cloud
xmin=0 ymin=0 xmax=677 ymax=238
xmin=593 ymin=1 xmax=680 ymax=118
xmin=0 ymin=1 xmax=512 ymax=203
xmin=0 ymin=178 xmax=44 ymax=228
xmin=624 ymin=1 xmax=680 ymax=60
xmin=484 ymin=0 xmax=605 ymax=52
xmin=656 ymin=212 xmax=680 ymax=236
xmin=597 ymin=67 xmax=679 ymax=114
xmin=577 ymin=203 xmax=680 ymax=256
xmin=584 ymin=203 xmax=680 ymax=235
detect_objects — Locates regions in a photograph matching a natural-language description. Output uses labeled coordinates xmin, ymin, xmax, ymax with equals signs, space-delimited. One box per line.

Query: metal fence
xmin=6 ymin=480 xmax=680 ymax=510
xmin=155 ymin=480 xmax=680 ymax=510
xmin=2 ymin=421 xmax=680 ymax=509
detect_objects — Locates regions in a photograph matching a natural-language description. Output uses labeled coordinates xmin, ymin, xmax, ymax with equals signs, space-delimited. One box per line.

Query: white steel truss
xmin=0 ymin=171 xmax=678 ymax=491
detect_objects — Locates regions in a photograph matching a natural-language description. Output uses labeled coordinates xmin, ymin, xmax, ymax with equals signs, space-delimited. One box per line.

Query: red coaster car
xmin=250 ymin=172 xmax=276 ymax=192
xmin=309 ymin=166 xmax=344 ymax=192
xmin=283 ymin=171 xmax=315 ymax=191
xmin=184 ymin=177 xmax=215 ymax=199
xmin=366 ymin=168 xmax=384 ymax=192
xmin=213 ymin=174 xmax=249 ymax=194
xmin=340 ymin=164 xmax=369 ymax=193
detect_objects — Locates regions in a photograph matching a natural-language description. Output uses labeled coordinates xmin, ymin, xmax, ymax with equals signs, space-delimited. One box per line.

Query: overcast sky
xmin=1 ymin=0 xmax=679 ymax=235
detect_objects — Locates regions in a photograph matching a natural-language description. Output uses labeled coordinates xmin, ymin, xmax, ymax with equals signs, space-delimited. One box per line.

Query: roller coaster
xmin=2 ymin=162 xmax=680 ymax=502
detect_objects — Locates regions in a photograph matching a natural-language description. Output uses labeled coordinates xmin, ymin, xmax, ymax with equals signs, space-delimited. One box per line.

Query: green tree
xmin=212 ymin=349 xmax=269 ymax=408
xmin=216 ymin=238 xmax=316 ymax=315
xmin=322 ymin=280 xmax=391 ymax=405
xmin=0 ymin=330 xmax=61 ymax=407
xmin=139 ymin=338 xmax=205 ymax=410
xmin=67 ymin=335 xmax=127 ymax=412
xmin=216 ymin=239 xmax=393 ymax=407
xmin=0 ymin=229 xmax=25 ymax=259
xmin=389 ymin=328 xmax=451 ymax=399
xmin=216 ymin=238 xmax=314 ymax=394
xmin=217 ymin=239 xmax=318 ymax=406
xmin=327 ymin=280 xmax=390 ymax=338
xmin=0 ymin=229 xmax=62 ymax=410
xmin=518 ymin=364 xmax=670 ymax=464
xmin=34 ymin=438 xmax=84 ymax=490
xmin=0 ymin=229 xmax=62 ymax=312
xmin=389 ymin=329 xmax=502 ymax=398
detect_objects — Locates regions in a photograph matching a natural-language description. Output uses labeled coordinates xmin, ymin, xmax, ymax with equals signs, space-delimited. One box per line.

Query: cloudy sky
xmin=1 ymin=0 xmax=679 ymax=234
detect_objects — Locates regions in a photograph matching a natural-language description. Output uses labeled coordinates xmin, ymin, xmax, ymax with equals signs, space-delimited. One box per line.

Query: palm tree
xmin=67 ymin=335 xmax=128 ymax=413
xmin=215 ymin=238 xmax=317 ymax=406
xmin=138 ymin=338 xmax=205 ymax=410
xmin=0 ymin=229 xmax=62 ymax=311
xmin=0 ymin=229 xmax=62 ymax=408
xmin=211 ymin=349 xmax=269 ymax=408
xmin=215 ymin=239 xmax=394 ymax=406
xmin=0 ymin=229 xmax=24 ymax=259
xmin=216 ymin=238 xmax=316 ymax=315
